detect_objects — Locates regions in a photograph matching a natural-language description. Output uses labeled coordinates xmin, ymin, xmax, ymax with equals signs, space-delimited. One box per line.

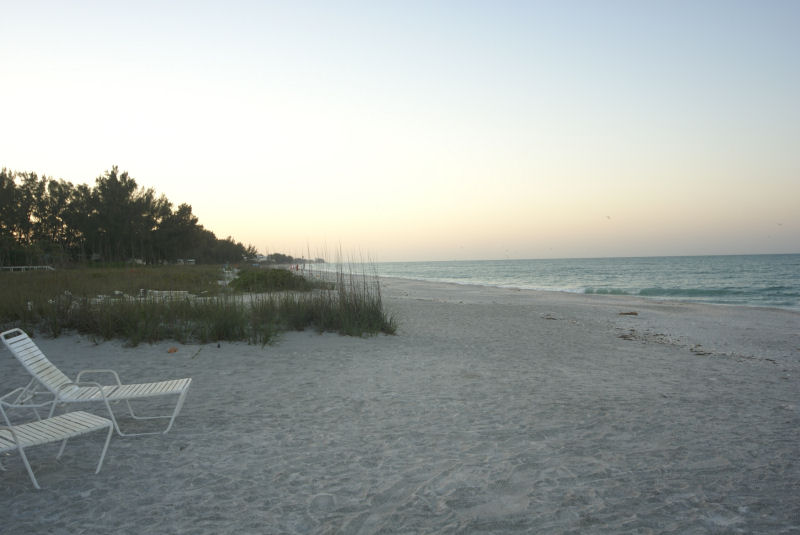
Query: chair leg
xmin=57 ymin=438 xmax=68 ymax=459
xmin=59 ymin=393 xmax=187 ymax=437
xmin=123 ymin=400 xmax=174 ymax=422
xmin=111 ymin=392 xmax=188 ymax=436
xmin=123 ymin=399 xmax=137 ymax=419
xmin=102 ymin=403 xmax=124 ymax=436
xmin=16 ymin=445 xmax=41 ymax=490
xmin=110 ymin=406 xmax=168 ymax=437
xmin=162 ymin=389 xmax=189 ymax=435
xmin=95 ymin=425 xmax=113 ymax=473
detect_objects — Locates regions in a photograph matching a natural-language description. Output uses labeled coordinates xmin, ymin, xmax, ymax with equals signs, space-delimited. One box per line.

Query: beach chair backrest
xmin=1 ymin=329 xmax=74 ymax=394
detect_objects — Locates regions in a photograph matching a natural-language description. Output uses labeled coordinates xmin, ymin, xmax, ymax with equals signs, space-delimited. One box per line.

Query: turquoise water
xmin=371 ymin=254 xmax=800 ymax=311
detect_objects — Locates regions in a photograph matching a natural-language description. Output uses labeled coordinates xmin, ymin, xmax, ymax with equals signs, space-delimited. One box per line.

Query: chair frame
xmin=1 ymin=388 xmax=113 ymax=489
xmin=2 ymin=328 xmax=191 ymax=437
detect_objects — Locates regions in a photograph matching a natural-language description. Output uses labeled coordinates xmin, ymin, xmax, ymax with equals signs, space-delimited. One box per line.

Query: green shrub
xmin=229 ymin=268 xmax=328 ymax=292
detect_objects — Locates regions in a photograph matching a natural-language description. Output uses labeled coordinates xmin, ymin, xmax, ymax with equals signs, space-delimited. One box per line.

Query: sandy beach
xmin=1 ymin=277 xmax=799 ymax=534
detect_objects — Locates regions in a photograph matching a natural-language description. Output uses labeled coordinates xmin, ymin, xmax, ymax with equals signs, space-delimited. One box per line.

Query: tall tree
xmin=93 ymin=166 xmax=139 ymax=261
xmin=0 ymin=168 xmax=23 ymax=265
xmin=0 ymin=168 xmax=16 ymax=242
xmin=155 ymin=203 xmax=201 ymax=261
xmin=62 ymin=183 xmax=96 ymax=262
xmin=0 ymin=166 xmax=256 ymax=265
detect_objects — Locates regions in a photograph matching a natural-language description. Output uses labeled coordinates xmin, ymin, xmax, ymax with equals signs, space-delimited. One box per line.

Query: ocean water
xmin=370 ymin=254 xmax=800 ymax=311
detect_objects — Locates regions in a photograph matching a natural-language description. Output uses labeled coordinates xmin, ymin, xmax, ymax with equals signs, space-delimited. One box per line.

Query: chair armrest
xmin=56 ymin=381 xmax=111 ymax=401
xmin=0 ymin=388 xmax=27 ymax=403
xmin=76 ymin=369 xmax=123 ymax=385
xmin=0 ymin=388 xmax=56 ymax=409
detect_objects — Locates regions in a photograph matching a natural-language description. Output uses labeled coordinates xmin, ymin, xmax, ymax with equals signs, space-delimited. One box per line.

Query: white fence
xmin=0 ymin=266 xmax=55 ymax=272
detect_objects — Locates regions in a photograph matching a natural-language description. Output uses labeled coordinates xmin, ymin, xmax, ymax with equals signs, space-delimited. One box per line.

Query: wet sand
xmin=1 ymin=278 xmax=799 ymax=533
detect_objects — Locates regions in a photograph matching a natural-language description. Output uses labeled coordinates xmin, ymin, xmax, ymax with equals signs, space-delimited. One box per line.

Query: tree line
xmin=0 ymin=166 xmax=257 ymax=266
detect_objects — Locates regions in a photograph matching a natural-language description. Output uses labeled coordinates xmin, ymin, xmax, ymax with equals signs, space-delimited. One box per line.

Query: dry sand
xmin=1 ymin=277 xmax=799 ymax=534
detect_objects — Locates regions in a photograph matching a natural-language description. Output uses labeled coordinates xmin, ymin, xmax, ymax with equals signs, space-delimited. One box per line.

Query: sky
xmin=1 ymin=1 xmax=798 ymax=262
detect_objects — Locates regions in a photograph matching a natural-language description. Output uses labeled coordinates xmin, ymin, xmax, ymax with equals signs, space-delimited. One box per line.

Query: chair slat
xmin=0 ymin=411 xmax=111 ymax=452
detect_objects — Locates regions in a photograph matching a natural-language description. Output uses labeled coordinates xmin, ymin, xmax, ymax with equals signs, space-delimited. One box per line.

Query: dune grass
xmin=0 ymin=263 xmax=396 ymax=345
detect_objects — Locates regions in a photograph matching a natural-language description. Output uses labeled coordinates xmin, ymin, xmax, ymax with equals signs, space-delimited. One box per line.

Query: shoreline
xmin=379 ymin=273 xmax=800 ymax=311
xmin=1 ymin=278 xmax=798 ymax=533
xmin=379 ymin=276 xmax=800 ymax=364
xmin=376 ymin=274 xmax=800 ymax=314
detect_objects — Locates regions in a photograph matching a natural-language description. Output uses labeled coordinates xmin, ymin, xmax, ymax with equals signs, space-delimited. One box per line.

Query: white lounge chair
xmin=1 ymin=388 xmax=113 ymax=489
xmin=1 ymin=328 xmax=192 ymax=437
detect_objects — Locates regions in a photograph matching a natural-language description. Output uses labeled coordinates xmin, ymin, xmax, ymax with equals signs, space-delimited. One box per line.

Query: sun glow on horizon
xmin=1 ymin=1 xmax=798 ymax=262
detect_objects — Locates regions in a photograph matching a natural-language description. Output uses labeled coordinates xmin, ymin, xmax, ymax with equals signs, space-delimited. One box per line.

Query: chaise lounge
xmin=1 ymin=388 xmax=113 ymax=489
xmin=1 ymin=328 xmax=192 ymax=437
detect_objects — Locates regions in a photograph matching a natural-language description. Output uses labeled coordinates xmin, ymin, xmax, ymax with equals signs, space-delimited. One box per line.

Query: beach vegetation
xmin=228 ymin=267 xmax=331 ymax=292
xmin=0 ymin=263 xmax=396 ymax=345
